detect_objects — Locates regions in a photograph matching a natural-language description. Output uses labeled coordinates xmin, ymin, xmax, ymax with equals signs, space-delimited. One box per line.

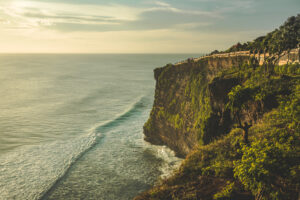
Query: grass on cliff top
xmin=136 ymin=63 xmax=300 ymax=200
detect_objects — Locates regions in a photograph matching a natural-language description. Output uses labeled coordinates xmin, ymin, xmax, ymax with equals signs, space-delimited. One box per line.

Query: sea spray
xmin=144 ymin=142 xmax=183 ymax=180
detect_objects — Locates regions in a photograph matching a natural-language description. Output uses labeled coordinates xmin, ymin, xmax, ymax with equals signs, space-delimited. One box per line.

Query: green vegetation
xmin=183 ymin=67 xmax=212 ymax=144
xmin=137 ymin=62 xmax=300 ymax=200
xmin=233 ymin=87 xmax=299 ymax=199
xmin=140 ymin=14 xmax=300 ymax=200
xmin=146 ymin=62 xmax=214 ymax=145
xmin=220 ymin=14 xmax=300 ymax=57
xmin=274 ymin=63 xmax=300 ymax=75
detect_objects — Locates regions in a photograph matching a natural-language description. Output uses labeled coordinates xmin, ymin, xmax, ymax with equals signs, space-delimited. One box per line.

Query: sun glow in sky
xmin=0 ymin=0 xmax=299 ymax=53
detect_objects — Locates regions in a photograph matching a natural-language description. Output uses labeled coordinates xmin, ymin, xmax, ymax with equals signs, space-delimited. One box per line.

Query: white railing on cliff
xmin=174 ymin=48 xmax=300 ymax=66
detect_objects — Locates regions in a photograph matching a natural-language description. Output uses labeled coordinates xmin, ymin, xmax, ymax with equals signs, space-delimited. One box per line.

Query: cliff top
xmin=174 ymin=47 xmax=299 ymax=66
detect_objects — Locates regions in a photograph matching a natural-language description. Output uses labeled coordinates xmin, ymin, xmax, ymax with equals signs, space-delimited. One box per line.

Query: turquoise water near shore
xmin=0 ymin=54 xmax=199 ymax=200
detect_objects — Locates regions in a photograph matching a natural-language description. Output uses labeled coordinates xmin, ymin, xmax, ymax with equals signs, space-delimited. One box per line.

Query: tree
xmin=237 ymin=121 xmax=252 ymax=145
xmin=223 ymin=14 xmax=300 ymax=63
xmin=227 ymin=85 xmax=254 ymax=144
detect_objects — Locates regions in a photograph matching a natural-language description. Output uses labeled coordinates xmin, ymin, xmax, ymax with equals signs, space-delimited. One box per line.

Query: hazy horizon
xmin=0 ymin=0 xmax=299 ymax=53
xmin=0 ymin=52 xmax=204 ymax=54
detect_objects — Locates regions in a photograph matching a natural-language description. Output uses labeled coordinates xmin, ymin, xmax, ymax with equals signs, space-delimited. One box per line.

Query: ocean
xmin=0 ymin=54 xmax=199 ymax=200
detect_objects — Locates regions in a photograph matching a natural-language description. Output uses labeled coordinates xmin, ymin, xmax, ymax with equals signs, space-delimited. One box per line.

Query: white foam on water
xmin=0 ymin=96 xmax=150 ymax=200
xmin=144 ymin=142 xmax=183 ymax=180
xmin=0 ymin=130 xmax=97 ymax=200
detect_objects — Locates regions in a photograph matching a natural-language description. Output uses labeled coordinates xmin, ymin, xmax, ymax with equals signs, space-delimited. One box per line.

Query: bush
xmin=233 ymin=93 xmax=300 ymax=199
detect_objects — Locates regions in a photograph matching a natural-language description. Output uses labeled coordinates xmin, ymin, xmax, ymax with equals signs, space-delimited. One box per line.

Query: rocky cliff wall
xmin=144 ymin=49 xmax=299 ymax=157
xmin=143 ymin=55 xmax=251 ymax=157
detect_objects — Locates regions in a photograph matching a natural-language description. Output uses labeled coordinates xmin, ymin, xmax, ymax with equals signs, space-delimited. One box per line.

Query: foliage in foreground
xmin=233 ymin=89 xmax=300 ymax=199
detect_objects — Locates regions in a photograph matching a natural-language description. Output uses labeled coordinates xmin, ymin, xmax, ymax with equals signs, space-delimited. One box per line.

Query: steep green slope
xmin=138 ymin=14 xmax=300 ymax=200
xmin=137 ymin=63 xmax=300 ymax=200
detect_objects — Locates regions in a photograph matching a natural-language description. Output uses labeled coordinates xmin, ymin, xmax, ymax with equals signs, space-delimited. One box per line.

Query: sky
xmin=0 ymin=0 xmax=299 ymax=53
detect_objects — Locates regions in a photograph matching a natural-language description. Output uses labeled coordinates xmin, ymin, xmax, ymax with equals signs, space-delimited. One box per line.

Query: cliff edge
xmin=138 ymin=15 xmax=300 ymax=200
xmin=144 ymin=55 xmax=249 ymax=157
xmin=144 ymin=49 xmax=299 ymax=157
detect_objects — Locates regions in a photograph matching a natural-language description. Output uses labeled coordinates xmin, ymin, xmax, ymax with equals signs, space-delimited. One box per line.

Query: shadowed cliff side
xmin=143 ymin=55 xmax=250 ymax=157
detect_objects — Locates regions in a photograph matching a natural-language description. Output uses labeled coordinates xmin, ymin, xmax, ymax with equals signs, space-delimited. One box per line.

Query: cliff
xmin=144 ymin=49 xmax=299 ymax=157
xmin=144 ymin=55 xmax=246 ymax=157
xmin=137 ymin=55 xmax=300 ymax=199
xmin=139 ymin=15 xmax=300 ymax=200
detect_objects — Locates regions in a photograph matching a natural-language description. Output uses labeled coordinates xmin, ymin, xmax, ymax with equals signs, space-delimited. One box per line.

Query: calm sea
xmin=0 ymin=54 xmax=199 ymax=199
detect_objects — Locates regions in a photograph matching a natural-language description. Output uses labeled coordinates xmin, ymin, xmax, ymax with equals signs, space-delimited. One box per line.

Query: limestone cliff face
xmin=144 ymin=48 xmax=299 ymax=157
xmin=143 ymin=55 xmax=250 ymax=157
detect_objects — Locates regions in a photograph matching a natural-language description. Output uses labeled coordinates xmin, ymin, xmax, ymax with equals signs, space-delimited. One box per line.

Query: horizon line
xmin=0 ymin=52 xmax=206 ymax=55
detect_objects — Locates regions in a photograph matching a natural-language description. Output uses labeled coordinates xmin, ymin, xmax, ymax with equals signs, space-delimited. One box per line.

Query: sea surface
xmin=0 ymin=54 xmax=199 ymax=200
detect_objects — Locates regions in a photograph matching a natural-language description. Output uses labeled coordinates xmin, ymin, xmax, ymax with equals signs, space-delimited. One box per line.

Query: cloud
xmin=0 ymin=0 xmax=258 ymax=38
xmin=185 ymin=0 xmax=255 ymax=12
xmin=147 ymin=1 xmax=220 ymax=18
xmin=23 ymin=12 xmax=122 ymax=25
xmin=0 ymin=1 xmax=142 ymax=30
xmin=153 ymin=1 xmax=171 ymax=7
xmin=0 ymin=0 xmax=221 ymax=32
xmin=0 ymin=0 xmax=297 ymax=53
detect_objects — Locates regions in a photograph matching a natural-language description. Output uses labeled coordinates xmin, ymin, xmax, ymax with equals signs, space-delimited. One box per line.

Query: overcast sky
xmin=0 ymin=0 xmax=299 ymax=53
